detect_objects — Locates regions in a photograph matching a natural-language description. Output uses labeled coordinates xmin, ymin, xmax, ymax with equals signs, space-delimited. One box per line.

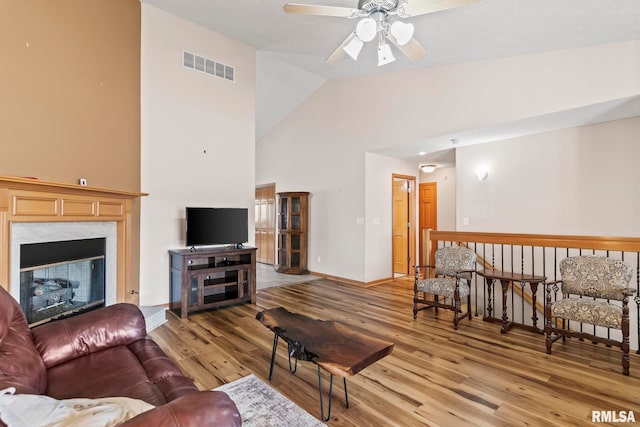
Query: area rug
xmin=214 ymin=374 xmax=326 ymax=427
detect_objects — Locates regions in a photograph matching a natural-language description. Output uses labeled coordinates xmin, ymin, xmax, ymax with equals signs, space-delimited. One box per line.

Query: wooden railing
xmin=423 ymin=230 xmax=640 ymax=352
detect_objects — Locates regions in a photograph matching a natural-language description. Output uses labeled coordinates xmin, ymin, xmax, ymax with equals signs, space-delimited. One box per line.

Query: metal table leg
xmin=317 ymin=366 xmax=349 ymax=422
xmin=268 ymin=333 xmax=279 ymax=381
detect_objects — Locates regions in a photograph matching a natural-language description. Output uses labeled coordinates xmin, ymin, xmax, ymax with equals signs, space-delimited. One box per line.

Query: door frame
xmin=418 ymin=181 xmax=437 ymax=266
xmin=391 ymin=174 xmax=416 ymax=276
xmin=255 ymin=183 xmax=276 ymax=265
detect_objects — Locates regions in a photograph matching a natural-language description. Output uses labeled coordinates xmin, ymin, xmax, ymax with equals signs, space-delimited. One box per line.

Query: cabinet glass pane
xmin=291 ymin=234 xmax=300 ymax=250
xmin=280 ymin=214 xmax=288 ymax=230
xmin=291 ymin=252 xmax=300 ymax=268
xmin=280 ymin=251 xmax=287 ymax=267
xmin=292 ymin=197 xmax=301 ymax=213
xmin=189 ymin=276 xmax=198 ymax=307
xmin=291 ymin=214 xmax=301 ymax=230
xmin=280 ymin=197 xmax=288 ymax=214
xmin=280 ymin=234 xmax=287 ymax=250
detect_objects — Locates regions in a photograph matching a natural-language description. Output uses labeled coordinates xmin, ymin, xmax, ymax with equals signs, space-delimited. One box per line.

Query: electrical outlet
xmin=317 ymin=256 xmax=321 ymax=263
xmin=463 ymin=217 xmax=470 ymax=226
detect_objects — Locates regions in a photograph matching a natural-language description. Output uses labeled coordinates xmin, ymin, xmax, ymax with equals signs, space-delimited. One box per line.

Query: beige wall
xmin=0 ymin=0 xmax=142 ymax=289
xmin=0 ymin=0 xmax=141 ymax=191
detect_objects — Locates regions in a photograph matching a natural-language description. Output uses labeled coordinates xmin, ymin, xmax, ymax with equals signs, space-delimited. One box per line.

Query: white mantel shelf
xmin=0 ymin=176 xmax=147 ymax=305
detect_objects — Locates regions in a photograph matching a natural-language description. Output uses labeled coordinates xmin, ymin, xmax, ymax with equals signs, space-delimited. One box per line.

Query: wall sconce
xmin=476 ymin=167 xmax=489 ymax=181
xmin=420 ymin=164 xmax=436 ymax=173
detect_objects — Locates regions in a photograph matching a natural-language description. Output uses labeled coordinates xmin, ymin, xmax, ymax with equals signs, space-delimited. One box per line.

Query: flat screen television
xmin=186 ymin=207 xmax=248 ymax=248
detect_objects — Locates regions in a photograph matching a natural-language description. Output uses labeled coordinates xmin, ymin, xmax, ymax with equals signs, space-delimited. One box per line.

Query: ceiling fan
xmin=283 ymin=0 xmax=478 ymax=66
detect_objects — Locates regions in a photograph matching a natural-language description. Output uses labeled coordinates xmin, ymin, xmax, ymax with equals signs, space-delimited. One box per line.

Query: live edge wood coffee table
xmin=256 ymin=307 xmax=394 ymax=421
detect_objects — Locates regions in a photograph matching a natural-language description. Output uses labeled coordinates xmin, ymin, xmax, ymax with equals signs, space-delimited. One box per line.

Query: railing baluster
xmin=425 ymin=231 xmax=639 ymax=353
xmin=637 ymin=252 xmax=640 ymax=354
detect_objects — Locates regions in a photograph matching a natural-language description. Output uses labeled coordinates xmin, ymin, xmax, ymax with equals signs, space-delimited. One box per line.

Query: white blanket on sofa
xmin=0 ymin=387 xmax=154 ymax=427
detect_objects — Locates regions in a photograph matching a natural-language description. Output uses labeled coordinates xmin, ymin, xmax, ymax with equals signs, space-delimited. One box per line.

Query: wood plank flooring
xmin=149 ymin=277 xmax=640 ymax=426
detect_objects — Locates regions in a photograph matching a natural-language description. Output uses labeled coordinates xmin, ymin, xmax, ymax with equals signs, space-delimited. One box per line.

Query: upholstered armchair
xmin=545 ymin=256 xmax=636 ymax=375
xmin=413 ymin=246 xmax=477 ymax=329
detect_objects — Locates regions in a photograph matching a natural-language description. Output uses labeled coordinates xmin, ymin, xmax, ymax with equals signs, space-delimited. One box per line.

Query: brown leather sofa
xmin=0 ymin=285 xmax=241 ymax=426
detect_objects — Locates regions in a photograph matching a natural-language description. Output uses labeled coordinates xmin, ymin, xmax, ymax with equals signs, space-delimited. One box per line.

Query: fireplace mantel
xmin=0 ymin=176 xmax=147 ymax=304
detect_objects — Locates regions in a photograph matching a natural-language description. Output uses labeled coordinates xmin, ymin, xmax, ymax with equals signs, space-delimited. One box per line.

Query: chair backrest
xmin=434 ymin=246 xmax=477 ymax=278
xmin=559 ymin=256 xmax=633 ymax=300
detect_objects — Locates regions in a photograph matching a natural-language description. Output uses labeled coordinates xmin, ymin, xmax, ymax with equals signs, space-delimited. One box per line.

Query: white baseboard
xmin=139 ymin=305 xmax=167 ymax=333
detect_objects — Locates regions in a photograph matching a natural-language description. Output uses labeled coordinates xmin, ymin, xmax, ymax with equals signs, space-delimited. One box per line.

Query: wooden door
xmin=255 ymin=184 xmax=276 ymax=265
xmin=419 ymin=182 xmax=437 ymax=265
xmin=392 ymin=175 xmax=416 ymax=276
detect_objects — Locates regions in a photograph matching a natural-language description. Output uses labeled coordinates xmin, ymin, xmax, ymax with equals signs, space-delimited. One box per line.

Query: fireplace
xmin=0 ymin=176 xmax=146 ymax=310
xmin=20 ymin=238 xmax=106 ymax=326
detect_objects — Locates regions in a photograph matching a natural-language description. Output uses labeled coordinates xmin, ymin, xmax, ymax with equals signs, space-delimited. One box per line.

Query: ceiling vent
xmin=182 ymin=50 xmax=235 ymax=82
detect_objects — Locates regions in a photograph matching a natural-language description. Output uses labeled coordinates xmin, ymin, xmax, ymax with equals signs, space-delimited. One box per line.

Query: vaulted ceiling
xmin=142 ymin=0 xmax=640 ymax=163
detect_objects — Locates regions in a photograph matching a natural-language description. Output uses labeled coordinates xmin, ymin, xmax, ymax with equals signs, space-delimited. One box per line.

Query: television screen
xmin=186 ymin=207 xmax=248 ymax=247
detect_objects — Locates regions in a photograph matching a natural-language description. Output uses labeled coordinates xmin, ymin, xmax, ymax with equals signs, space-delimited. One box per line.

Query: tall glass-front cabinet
xmin=276 ymin=192 xmax=309 ymax=274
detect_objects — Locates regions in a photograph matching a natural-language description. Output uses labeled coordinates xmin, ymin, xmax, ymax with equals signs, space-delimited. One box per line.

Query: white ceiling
xmin=142 ymin=0 xmax=640 ymax=164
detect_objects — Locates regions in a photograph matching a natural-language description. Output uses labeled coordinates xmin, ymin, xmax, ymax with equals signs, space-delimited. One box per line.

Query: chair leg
xmin=413 ymin=290 xmax=418 ymax=319
xmin=452 ymin=281 xmax=461 ymax=330
xmin=545 ymin=287 xmax=552 ymax=354
xmin=545 ymin=332 xmax=552 ymax=355
xmin=622 ymin=297 xmax=630 ymax=376
xmin=467 ymin=293 xmax=472 ymax=320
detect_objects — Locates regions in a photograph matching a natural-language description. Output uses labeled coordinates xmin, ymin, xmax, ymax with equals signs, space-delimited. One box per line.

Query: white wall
xmin=256 ymin=123 xmax=367 ymax=281
xmin=364 ymin=153 xmax=419 ymax=282
xmin=456 ymin=117 xmax=640 ymax=236
xmin=256 ymin=52 xmax=326 ymax=140
xmin=258 ymin=41 xmax=640 ymax=283
xmin=419 ymin=167 xmax=457 ymax=231
xmin=140 ymin=5 xmax=256 ymax=306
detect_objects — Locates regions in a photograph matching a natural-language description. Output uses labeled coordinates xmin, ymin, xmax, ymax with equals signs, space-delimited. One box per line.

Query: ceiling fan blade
xmin=325 ymin=31 xmax=357 ymax=63
xmin=387 ymin=34 xmax=427 ymax=60
xmin=283 ymin=3 xmax=359 ymax=18
xmin=399 ymin=0 xmax=479 ymax=17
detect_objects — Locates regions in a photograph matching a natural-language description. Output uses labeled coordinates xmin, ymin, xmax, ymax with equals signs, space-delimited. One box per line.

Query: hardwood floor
xmin=150 ymin=278 xmax=640 ymax=426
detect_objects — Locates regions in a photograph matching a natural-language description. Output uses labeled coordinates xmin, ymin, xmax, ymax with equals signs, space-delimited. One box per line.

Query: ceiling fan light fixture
xmin=390 ymin=20 xmax=414 ymax=46
xmin=377 ymin=42 xmax=395 ymax=66
xmin=355 ymin=17 xmax=377 ymax=42
xmin=343 ymin=36 xmax=364 ymax=60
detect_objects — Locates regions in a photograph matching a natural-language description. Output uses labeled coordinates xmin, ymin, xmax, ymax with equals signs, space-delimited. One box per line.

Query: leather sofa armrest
xmin=31 ymin=303 xmax=147 ymax=368
xmin=120 ymin=391 xmax=242 ymax=427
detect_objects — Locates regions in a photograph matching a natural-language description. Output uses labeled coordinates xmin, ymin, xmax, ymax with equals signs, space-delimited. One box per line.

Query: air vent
xmin=182 ymin=50 xmax=235 ymax=82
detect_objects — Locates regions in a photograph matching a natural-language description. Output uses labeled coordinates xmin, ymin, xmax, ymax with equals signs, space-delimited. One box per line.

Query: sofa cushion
xmin=0 ymin=287 xmax=46 ymax=394
xmin=127 ymin=339 xmax=199 ymax=402
xmin=46 ymin=345 xmax=169 ymax=406
xmin=121 ymin=391 xmax=241 ymax=427
xmin=45 ymin=338 xmax=199 ymax=407
xmin=32 ymin=303 xmax=147 ymax=369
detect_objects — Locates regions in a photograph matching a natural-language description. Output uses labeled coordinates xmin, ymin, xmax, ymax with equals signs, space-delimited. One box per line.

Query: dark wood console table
xmin=169 ymin=246 xmax=256 ymax=318
xmin=477 ymin=269 xmax=546 ymax=334
xmin=256 ymin=307 xmax=394 ymax=421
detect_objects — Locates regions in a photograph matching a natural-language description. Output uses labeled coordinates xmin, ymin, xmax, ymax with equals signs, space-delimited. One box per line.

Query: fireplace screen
xmin=20 ymin=238 xmax=106 ymax=327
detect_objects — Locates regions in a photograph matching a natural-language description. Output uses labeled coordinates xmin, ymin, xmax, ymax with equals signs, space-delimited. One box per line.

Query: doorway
xmin=255 ymin=184 xmax=276 ymax=265
xmin=392 ymin=174 xmax=416 ymax=276
xmin=418 ymin=182 xmax=437 ymax=265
